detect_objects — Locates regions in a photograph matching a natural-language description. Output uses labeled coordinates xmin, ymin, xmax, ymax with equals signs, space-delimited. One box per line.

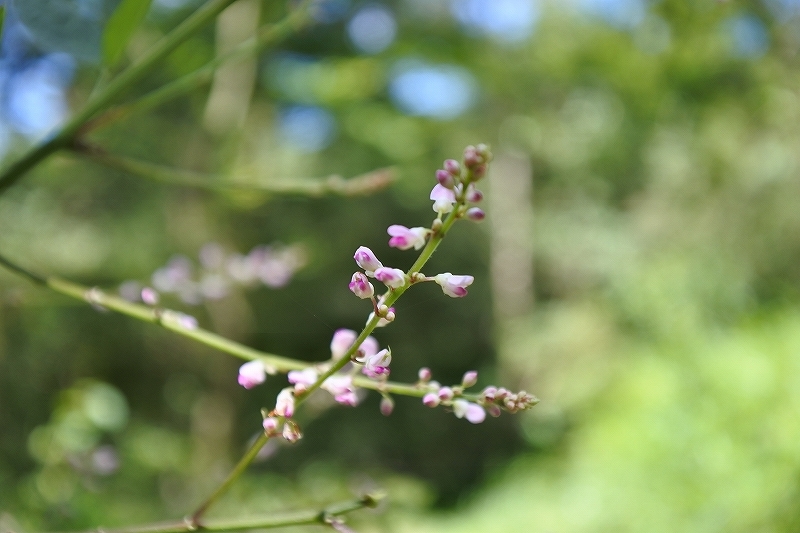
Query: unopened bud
xmin=422 ymin=392 xmax=440 ymax=407
xmin=436 ymin=169 xmax=455 ymax=189
xmin=487 ymin=404 xmax=502 ymax=417
xmin=380 ymin=396 xmax=394 ymax=416
xmin=466 ymin=187 xmax=483 ymax=203
xmin=444 ymin=159 xmax=461 ymax=175
xmin=141 ymin=287 xmax=159 ymax=306
xmin=262 ymin=417 xmax=280 ymax=435
xmin=461 ymin=370 xmax=478 ymax=388
xmin=438 ymin=386 xmax=454 ymax=401
xmin=282 ymin=420 xmax=302 ymax=443
xmin=466 ymin=207 xmax=485 ymax=221
xmin=418 ymin=367 xmax=432 ymax=382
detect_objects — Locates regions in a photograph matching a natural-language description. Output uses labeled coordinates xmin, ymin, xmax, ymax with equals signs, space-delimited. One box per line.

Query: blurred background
xmin=2 ymin=0 xmax=800 ymax=531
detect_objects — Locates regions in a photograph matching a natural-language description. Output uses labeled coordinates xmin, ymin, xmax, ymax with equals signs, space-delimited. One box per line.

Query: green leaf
xmin=10 ymin=0 xmax=123 ymax=63
xmin=102 ymin=0 xmax=154 ymax=67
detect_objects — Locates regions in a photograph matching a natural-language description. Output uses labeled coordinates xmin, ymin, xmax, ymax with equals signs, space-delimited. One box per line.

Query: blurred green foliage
xmin=2 ymin=0 xmax=800 ymax=531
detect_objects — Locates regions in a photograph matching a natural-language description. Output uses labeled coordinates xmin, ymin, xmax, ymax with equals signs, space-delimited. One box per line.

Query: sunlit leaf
xmin=10 ymin=0 xmax=122 ymax=62
xmin=102 ymin=0 xmax=154 ymax=66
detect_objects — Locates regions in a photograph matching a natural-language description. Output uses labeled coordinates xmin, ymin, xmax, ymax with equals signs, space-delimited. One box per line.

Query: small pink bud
xmin=418 ymin=367 xmax=432 ymax=382
xmin=436 ymin=169 xmax=455 ymax=189
xmin=288 ymin=368 xmax=318 ymax=393
xmin=262 ymin=417 xmax=280 ymax=434
xmin=374 ymin=267 xmax=406 ymax=289
xmin=331 ymin=329 xmax=357 ymax=359
xmin=380 ymin=396 xmax=394 ymax=416
xmin=495 ymin=387 xmax=510 ymax=400
xmin=387 ymin=225 xmax=429 ymax=251
xmin=422 ymin=393 xmax=440 ymax=407
xmin=466 ymin=207 xmax=485 ymax=221
xmin=349 ymin=272 xmax=375 ymax=299
xmin=466 ymin=186 xmax=483 ymax=203
xmin=141 ymin=287 xmax=159 ymax=306
xmin=482 ymin=386 xmax=498 ymax=402
xmin=444 ymin=159 xmax=461 ymax=175
xmin=282 ymin=420 xmax=302 ymax=443
xmin=487 ymin=404 xmax=502 ymax=417
xmin=274 ymin=388 xmax=295 ymax=418
xmin=462 ymin=370 xmax=478 ymax=388
xmin=430 ymin=184 xmax=457 ymax=213
xmin=438 ymin=386 xmax=454 ymax=401
xmin=354 ymin=246 xmax=383 ymax=275
xmin=434 ymin=272 xmax=474 ymax=298
xmin=238 ymin=360 xmax=267 ymax=389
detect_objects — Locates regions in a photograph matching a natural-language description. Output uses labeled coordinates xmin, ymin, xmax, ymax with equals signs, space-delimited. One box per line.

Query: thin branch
xmin=22 ymin=493 xmax=383 ymax=533
xmin=0 ymin=0 xmax=240 ymax=196
xmin=70 ymin=144 xmax=397 ymax=197
xmin=0 ymin=252 xmax=482 ymax=402
xmin=86 ymin=0 xmax=315 ymax=133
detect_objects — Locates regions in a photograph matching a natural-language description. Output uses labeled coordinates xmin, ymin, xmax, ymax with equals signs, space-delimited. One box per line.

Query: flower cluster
xmin=120 ymin=242 xmax=306 ymax=306
xmin=418 ymin=368 xmax=538 ymax=424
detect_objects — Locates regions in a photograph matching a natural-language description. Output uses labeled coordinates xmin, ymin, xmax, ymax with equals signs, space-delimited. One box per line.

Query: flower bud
xmin=274 ymin=388 xmax=295 ymax=418
xmin=238 ymin=360 xmax=267 ymax=389
xmin=422 ymin=392 xmax=440 ymax=407
xmin=141 ymin=287 xmax=159 ymax=306
xmin=453 ymin=399 xmax=486 ymax=424
xmin=418 ymin=367 xmax=432 ymax=382
xmin=262 ymin=417 xmax=280 ymax=435
xmin=374 ymin=267 xmax=406 ymax=289
xmin=487 ymin=404 xmax=502 ymax=418
xmin=436 ymin=169 xmax=455 ymax=189
xmin=354 ymin=246 xmax=383 ymax=275
xmin=438 ymin=386 xmax=454 ymax=401
xmin=481 ymin=386 xmax=498 ymax=402
xmin=282 ymin=420 xmax=302 ymax=443
xmin=466 ymin=186 xmax=483 ymax=203
xmin=461 ymin=370 xmax=478 ymax=388
xmin=349 ymin=272 xmax=374 ymax=299
xmin=388 ymin=225 xmax=429 ymax=251
xmin=380 ymin=396 xmax=394 ymax=416
xmin=466 ymin=207 xmax=485 ymax=221
xmin=331 ymin=329 xmax=358 ymax=359
xmin=444 ymin=159 xmax=461 ymax=175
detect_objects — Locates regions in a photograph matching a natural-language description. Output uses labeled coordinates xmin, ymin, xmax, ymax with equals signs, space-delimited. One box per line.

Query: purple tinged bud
xmin=380 ymin=396 xmax=394 ymax=416
xmin=274 ymin=388 xmax=295 ymax=418
xmin=418 ymin=367 xmax=432 ymax=382
xmin=282 ymin=420 xmax=302 ymax=443
xmin=462 ymin=370 xmax=478 ymax=388
xmin=444 ymin=159 xmax=461 ymax=175
xmin=349 ymin=272 xmax=375 ymax=299
xmin=238 ymin=360 xmax=267 ymax=389
xmin=354 ymin=246 xmax=383 ymax=275
xmin=422 ymin=393 xmax=440 ymax=407
xmin=438 ymin=386 xmax=454 ymax=401
xmin=466 ymin=207 xmax=485 ymax=221
xmin=466 ymin=186 xmax=483 ymax=203
xmin=141 ymin=287 xmax=159 ymax=306
xmin=288 ymin=368 xmax=318 ymax=393
xmin=496 ymin=387 xmax=511 ymax=400
xmin=374 ymin=267 xmax=406 ymax=289
xmin=262 ymin=417 xmax=280 ymax=434
xmin=436 ymin=169 xmax=455 ymax=189
xmin=482 ymin=386 xmax=498 ymax=402
xmin=487 ymin=404 xmax=502 ymax=417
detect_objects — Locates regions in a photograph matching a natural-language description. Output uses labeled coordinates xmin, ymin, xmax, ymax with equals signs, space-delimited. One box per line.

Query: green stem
xmin=88 ymin=0 xmax=315 ymax=133
xmin=29 ymin=493 xmax=382 ymax=533
xmin=190 ymin=433 xmax=271 ymax=525
xmin=0 ymin=0 xmax=240 ymax=197
xmin=69 ymin=146 xmax=396 ymax=197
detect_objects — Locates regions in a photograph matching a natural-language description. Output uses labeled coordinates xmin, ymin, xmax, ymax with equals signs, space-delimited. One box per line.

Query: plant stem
xmin=69 ymin=146 xmax=396 ymax=196
xmin=0 ymin=0 xmax=240 ymax=197
xmin=190 ymin=433 xmax=271 ymax=525
xmin=87 ymin=0 xmax=315 ymax=133
xmin=26 ymin=493 xmax=382 ymax=533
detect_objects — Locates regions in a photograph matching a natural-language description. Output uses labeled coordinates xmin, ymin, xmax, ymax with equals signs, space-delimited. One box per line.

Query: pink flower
xmin=330 ymin=329 xmax=357 ymax=359
xmin=288 ymin=368 xmax=318 ymax=393
xmin=453 ymin=399 xmax=486 ymax=424
xmin=321 ymin=375 xmax=359 ymax=406
xmin=374 ymin=267 xmax=406 ymax=289
xmin=361 ymin=348 xmax=391 ymax=378
xmin=263 ymin=417 xmax=280 ymax=434
xmin=434 ymin=272 xmax=474 ymax=298
xmin=354 ymin=246 xmax=383 ymax=276
xmin=349 ymin=272 xmax=374 ymax=299
xmin=359 ymin=336 xmax=380 ymax=358
xmin=430 ymin=184 xmax=457 ymax=213
xmin=387 ymin=225 xmax=428 ymax=251
xmin=274 ymin=388 xmax=295 ymax=418
xmin=238 ymin=360 xmax=267 ymax=389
